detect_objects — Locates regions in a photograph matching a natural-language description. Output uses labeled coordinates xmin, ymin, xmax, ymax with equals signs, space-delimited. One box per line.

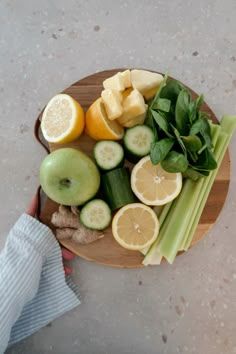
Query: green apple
xmin=40 ymin=148 xmax=100 ymax=206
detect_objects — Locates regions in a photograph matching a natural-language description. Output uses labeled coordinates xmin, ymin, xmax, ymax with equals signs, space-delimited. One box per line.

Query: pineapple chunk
xmin=120 ymin=69 xmax=131 ymax=88
xmin=118 ymin=111 xmax=146 ymax=128
xmin=131 ymin=69 xmax=163 ymax=96
xmin=143 ymin=87 xmax=158 ymax=101
xmin=101 ymin=89 xmax=123 ymax=120
xmin=121 ymin=87 xmax=133 ymax=100
xmin=103 ymin=72 xmax=125 ymax=91
xmin=117 ymin=89 xmax=147 ymax=126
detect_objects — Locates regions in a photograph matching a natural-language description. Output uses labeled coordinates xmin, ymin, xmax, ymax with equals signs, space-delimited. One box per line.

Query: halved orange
xmin=85 ymin=98 xmax=124 ymax=140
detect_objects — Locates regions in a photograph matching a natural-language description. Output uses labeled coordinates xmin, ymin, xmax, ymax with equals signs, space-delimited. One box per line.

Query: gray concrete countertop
xmin=1 ymin=0 xmax=236 ymax=353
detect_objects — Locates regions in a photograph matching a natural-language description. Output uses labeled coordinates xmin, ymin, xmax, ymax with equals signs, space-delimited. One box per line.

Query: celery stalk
xmin=183 ymin=132 xmax=228 ymax=250
xmin=183 ymin=114 xmax=236 ymax=249
xmin=143 ymin=115 xmax=236 ymax=265
xmin=157 ymin=178 xmax=205 ymax=263
xmin=141 ymin=202 xmax=172 ymax=259
xmin=158 ymin=116 xmax=236 ymax=263
xmin=143 ymin=124 xmax=219 ymax=262
xmin=179 ymin=123 xmax=221 ymax=250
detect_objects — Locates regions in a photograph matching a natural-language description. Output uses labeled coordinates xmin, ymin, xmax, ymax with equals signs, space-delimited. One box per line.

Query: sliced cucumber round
xmin=94 ymin=140 xmax=124 ymax=171
xmin=80 ymin=199 xmax=111 ymax=230
xmin=123 ymin=124 xmax=155 ymax=163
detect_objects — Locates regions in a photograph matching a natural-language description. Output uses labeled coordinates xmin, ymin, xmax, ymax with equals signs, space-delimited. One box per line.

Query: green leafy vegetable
xmin=181 ymin=135 xmax=202 ymax=152
xmin=150 ymin=138 xmax=175 ymax=165
xmin=160 ymin=79 xmax=184 ymax=103
xmin=161 ymin=151 xmax=188 ymax=173
xmin=175 ymin=89 xmax=191 ymax=135
xmin=152 ymin=110 xmax=173 ymax=138
xmin=143 ymin=116 xmax=236 ymax=265
xmin=145 ymin=73 xmax=217 ymax=179
xmin=152 ymin=98 xmax=171 ymax=112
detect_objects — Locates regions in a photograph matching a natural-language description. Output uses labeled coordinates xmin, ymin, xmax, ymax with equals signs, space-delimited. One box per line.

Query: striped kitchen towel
xmin=0 ymin=214 xmax=80 ymax=353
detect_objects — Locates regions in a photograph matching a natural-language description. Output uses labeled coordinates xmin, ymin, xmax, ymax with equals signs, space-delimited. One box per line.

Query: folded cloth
xmin=0 ymin=214 xmax=80 ymax=353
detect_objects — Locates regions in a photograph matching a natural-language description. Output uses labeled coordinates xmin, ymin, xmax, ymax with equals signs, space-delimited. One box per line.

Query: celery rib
xmin=143 ymin=115 xmax=236 ymax=265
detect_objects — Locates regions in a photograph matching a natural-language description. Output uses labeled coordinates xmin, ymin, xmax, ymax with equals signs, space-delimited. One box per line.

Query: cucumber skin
xmin=101 ymin=167 xmax=137 ymax=210
xmin=80 ymin=199 xmax=111 ymax=230
xmin=95 ymin=156 xmax=125 ymax=172
xmin=123 ymin=146 xmax=146 ymax=164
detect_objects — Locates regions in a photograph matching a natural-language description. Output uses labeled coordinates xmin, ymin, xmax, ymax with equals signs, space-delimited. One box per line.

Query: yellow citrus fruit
xmin=131 ymin=155 xmax=182 ymax=205
xmin=85 ymin=98 xmax=124 ymax=140
xmin=112 ymin=203 xmax=159 ymax=250
xmin=41 ymin=94 xmax=85 ymax=144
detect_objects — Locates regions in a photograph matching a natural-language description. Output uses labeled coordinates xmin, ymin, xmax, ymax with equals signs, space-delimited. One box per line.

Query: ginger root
xmin=51 ymin=205 xmax=80 ymax=229
xmin=51 ymin=205 xmax=104 ymax=245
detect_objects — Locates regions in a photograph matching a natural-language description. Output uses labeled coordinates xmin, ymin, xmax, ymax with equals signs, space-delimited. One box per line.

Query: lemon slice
xmin=131 ymin=155 xmax=182 ymax=205
xmin=41 ymin=94 xmax=85 ymax=144
xmin=112 ymin=203 xmax=159 ymax=250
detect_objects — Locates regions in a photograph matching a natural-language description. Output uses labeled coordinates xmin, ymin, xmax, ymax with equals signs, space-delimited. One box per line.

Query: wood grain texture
xmin=39 ymin=69 xmax=231 ymax=268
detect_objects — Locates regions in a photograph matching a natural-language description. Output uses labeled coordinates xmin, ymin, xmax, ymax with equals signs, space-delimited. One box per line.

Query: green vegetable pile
xmin=142 ymin=113 xmax=236 ymax=265
xmin=145 ymin=72 xmax=217 ymax=179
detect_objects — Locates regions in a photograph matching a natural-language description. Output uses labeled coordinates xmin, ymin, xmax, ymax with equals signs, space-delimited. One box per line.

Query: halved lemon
xmin=131 ymin=155 xmax=182 ymax=205
xmin=85 ymin=98 xmax=124 ymax=141
xmin=41 ymin=94 xmax=85 ymax=144
xmin=112 ymin=203 xmax=159 ymax=250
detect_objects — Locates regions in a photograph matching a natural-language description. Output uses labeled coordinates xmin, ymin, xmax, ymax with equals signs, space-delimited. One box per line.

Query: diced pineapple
xmin=122 ymin=89 xmax=146 ymax=116
xmin=131 ymin=69 xmax=163 ymax=96
xmin=121 ymin=87 xmax=133 ymax=100
xmin=101 ymin=89 xmax=123 ymax=120
xmin=118 ymin=111 xmax=146 ymax=128
xmin=103 ymin=72 xmax=125 ymax=91
xmin=143 ymin=87 xmax=158 ymax=101
xmin=111 ymin=89 xmax=123 ymax=103
xmin=117 ymin=89 xmax=147 ymax=127
xmin=120 ymin=69 xmax=131 ymax=88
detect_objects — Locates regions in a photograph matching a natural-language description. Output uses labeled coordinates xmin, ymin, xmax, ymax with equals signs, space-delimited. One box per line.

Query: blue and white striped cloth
xmin=0 ymin=214 xmax=80 ymax=353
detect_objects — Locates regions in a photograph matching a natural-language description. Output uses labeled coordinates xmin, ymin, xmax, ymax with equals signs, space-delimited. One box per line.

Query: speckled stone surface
xmin=1 ymin=0 xmax=236 ymax=353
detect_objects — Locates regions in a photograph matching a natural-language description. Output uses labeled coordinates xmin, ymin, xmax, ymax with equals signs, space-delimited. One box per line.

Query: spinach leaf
xmin=152 ymin=117 xmax=159 ymax=141
xmin=181 ymin=135 xmax=202 ymax=152
xmin=152 ymin=110 xmax=174 ymax=138
xmin=175 ymin=88 xmax=191 ymax=135
xmin=160 ymin=79 xmax=184 ymax=103
xmin=145 ymin=106 xmax=154 ymax=128
xmin=188 ymin=95 xmax=204 ymax=124
xmin=152 ymin=98 xmax=171 ymax=112
xmin=188 ymin=150 xmax=199 ymax=163
xmin=161 ymin=151 xmax=188 ymax=173
xmin=198 ymin=112 xmax=213 ymax=149
xmin=189 ymin=114 xmax=212 ymax=149
xmin=196 ymin=94 xmax=204 ymax=112
xmin=189 ymin=118 xmax=202 ymax=135
xmin=150 ymin=138 xmax=175 ymax=165
xmin=170 ymin=123 xmax=186 ymax=154
xmin=150 ymin=71 xmax=169 ymax=109
xmin=194 ymin=148 xmax=217 ymax=170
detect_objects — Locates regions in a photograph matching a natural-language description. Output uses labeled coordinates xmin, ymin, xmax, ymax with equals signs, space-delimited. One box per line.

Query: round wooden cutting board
xmin=38 ymin=69 xmax=231 ymax=268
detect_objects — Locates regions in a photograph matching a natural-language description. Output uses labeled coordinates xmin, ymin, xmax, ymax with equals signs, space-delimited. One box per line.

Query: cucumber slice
xmin=94 ymin=140 xmax=124 ymax=171
xmin=101 ymin=167 xmax=137 ymax=210
xmin=80 ymin=199 xmax=111 ymax=230
xmin=123 ymin=124 xmax=155 ymax=163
